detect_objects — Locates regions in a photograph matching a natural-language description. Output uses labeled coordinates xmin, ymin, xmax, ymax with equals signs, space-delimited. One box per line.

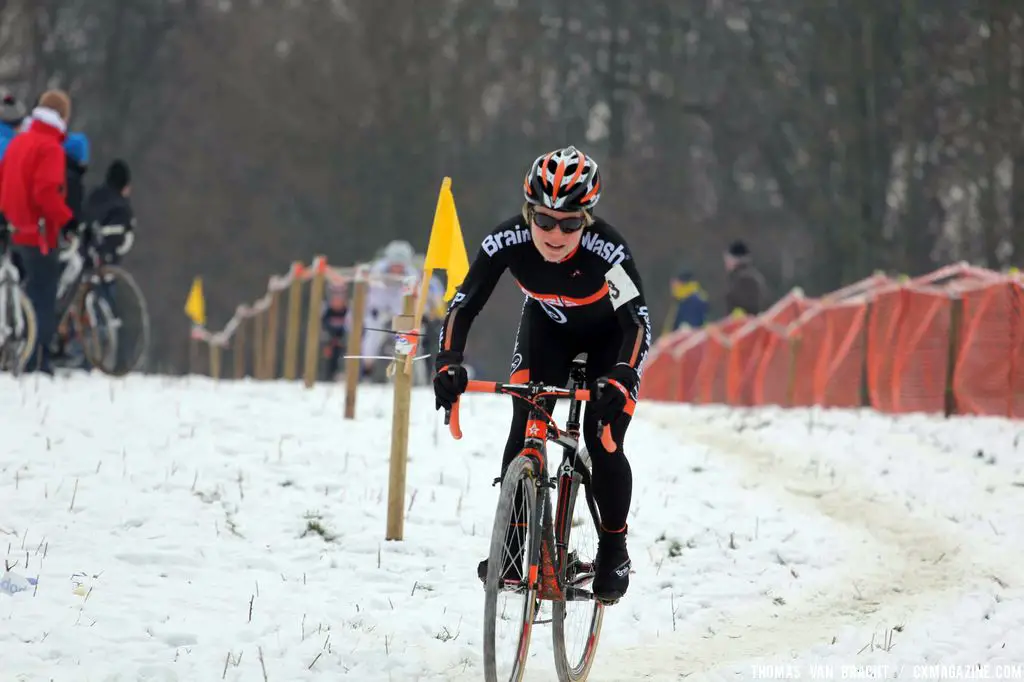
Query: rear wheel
xmin=78 ymin=265 xmax=150 ymax=376
xmin=552 ymin=452 xmax=604 ymax=681
xmin=484 ymin=454 xmax=540 ymax=682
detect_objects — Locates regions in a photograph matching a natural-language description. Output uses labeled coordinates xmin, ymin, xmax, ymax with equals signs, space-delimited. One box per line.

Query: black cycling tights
xmin=498 ymin=301 xmax=633 ymax=532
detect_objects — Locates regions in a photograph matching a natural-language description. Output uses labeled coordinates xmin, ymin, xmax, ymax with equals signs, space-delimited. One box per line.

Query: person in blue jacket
xmin=0 ymin=92 xmax=26 ymax=160
xmin=663 ymin=266 xmax=709 ymax=335
xmin=63 ymin=131 xmax=90 ymax=227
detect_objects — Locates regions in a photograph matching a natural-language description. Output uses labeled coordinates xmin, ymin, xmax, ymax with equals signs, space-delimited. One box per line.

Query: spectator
xmin=0 ymin=89 xmax=75 ymax=374
xmin=63 ymin=132 xmax=90 ymax=227
xmin=0 ymin=92 xmax=26 ymax=159
xmin=723 ymin=239 xmax=767 ymax=317
xmin=662 ymin=266 xmax=709 ymax=335
xmin=320 ymin=285 xmax=349 ymax=381
xmin=83 ymin=159 xmax=135 ymax=265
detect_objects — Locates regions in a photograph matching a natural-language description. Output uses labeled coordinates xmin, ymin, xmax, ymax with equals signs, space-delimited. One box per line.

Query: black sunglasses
xmin=531 ymin=209 xmax=587 ymax=234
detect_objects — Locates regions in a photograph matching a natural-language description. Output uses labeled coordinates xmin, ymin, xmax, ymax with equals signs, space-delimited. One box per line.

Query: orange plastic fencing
xmin=951 ymin=277 xmax=1024 ymax=417
xmin=867 ymin=284 xmax=954 ymax=415
xmin=726 ymin=290 xmax=814 ymax=406
xmin=784 ymin=299 xmax=871 ymax=408
xmin=639 ymin=329 xmax=692 ymax=401
xmin=646 ymin=263 xmax=1024 ymax=420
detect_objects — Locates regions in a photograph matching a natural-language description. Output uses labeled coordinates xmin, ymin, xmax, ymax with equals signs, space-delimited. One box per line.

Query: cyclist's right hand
xmin=433 ymin=354 xmax=469 ymax=411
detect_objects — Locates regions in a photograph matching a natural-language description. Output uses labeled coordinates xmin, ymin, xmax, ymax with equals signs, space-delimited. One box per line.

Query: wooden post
xmin=283 ymin=263 xmax=304 ymax=381
xmin=253 ymin=311 xmax=265 ymax=380
xmin=189 ymin=336 xmax=199 ymax=375
xmin=385 ymin=293 xmax=417 ymax=541
xmin=945 ymin=296 xmax=963 ymax=418
xmin=234 ymin=313 xmax=247 ymax=379
xmin=265 ymin=290 xmax=281 ymax=379
xmin=344 ymin=275 xmax=369 ymax=419
xmin=303 ymin=257 xmax=328 ymax=389
xmin=403 ymin=268 xmax=434 ymax=376
xmin=210 ymin=344 xmax=222 ymax=380
xmin=860 ymin=300 xmax=874 ymax=408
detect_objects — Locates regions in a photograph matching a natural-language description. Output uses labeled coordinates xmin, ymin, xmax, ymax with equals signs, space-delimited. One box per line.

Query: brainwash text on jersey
xmin=482 ymin=224 xmax=627 ymax=266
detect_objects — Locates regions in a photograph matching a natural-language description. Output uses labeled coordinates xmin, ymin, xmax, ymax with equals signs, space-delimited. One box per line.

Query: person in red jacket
xmin=0 ymin=89 xmax=75 ymax=374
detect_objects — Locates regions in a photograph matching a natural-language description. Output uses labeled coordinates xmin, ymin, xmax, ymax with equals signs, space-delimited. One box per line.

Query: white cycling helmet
xmin=382 ymin=240 xmax=415 ymax=264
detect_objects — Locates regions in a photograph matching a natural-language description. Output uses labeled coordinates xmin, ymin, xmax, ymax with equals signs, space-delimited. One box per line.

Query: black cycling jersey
xmin=437 ymin=213 xmax=652 ymax=399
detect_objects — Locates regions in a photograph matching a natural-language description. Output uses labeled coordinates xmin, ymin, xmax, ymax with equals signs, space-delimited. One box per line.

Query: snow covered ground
xmin=2 ymin=373 xmax=1023 ymax=681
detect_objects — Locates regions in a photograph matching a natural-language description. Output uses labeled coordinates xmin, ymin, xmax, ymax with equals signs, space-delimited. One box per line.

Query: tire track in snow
xmin=591 ymin=413 xmax=1020 ymax=680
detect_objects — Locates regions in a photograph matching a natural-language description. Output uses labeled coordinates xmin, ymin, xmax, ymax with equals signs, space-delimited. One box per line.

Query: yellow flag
xmin=184 ymin=276 xmax=206 ymax=326
xmin=423 ymin=177 xmax=470 ymax=300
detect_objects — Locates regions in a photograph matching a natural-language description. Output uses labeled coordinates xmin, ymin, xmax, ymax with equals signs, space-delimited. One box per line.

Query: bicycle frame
xmin=446 ymin=367 xmax=616 ymax=603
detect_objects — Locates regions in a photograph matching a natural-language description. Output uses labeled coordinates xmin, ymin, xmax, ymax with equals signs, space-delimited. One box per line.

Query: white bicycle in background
xmin=0 ymin=227 xmax=37 ymax=375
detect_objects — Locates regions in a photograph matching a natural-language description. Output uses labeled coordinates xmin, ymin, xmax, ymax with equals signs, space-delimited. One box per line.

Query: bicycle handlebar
xmin=446 ymin=379 xmax=617 ymax=452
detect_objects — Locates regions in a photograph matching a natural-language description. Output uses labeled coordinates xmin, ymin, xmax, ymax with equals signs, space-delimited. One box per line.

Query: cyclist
xmin=359 ymin=239 xmax=418 ymax=379
xmin=320 ymin=283 xmax=349 ymax=381
xmin=432 ymin=145 xmax=651 ymax=603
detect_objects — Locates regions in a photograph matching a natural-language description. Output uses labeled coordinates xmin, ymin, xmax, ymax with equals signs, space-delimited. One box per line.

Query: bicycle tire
xmin=0 ymin=283 xmax=37 ymax=375
xmin=78 ymin=265 xmax=150 ymax=376
xmin=484 ymin=454 xmax=540 ymax=682
xmin=551 ymin=451 xmax=605 ymax=681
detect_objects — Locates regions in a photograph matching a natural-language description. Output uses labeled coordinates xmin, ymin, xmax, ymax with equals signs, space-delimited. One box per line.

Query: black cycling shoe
xmin=592 ymin=527 xmax=631 ymax=604
xmin=477 ymin=558 xmax=523 ymax=585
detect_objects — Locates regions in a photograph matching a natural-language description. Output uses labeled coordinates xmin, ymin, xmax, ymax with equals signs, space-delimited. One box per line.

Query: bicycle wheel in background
xmin=484 ymin=454 xmax=541 ymax=682
xmin=78 ymin=265 xmax=150 ymax=376
xmin=0 ymin=283 xmax=37 ymax=375
xmin=552 ymin=449 xmax=605 ymax=681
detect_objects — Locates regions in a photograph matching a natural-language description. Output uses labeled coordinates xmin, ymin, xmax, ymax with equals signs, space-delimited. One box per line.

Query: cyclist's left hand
xmin=591 ymin=365 xmax=637 ymax=424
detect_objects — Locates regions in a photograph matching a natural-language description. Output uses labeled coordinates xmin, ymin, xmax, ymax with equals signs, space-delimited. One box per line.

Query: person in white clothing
xmin=358 ymin=240 xmax=419 ymax=379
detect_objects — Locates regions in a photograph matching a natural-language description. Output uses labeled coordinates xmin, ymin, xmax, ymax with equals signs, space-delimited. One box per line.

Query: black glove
xmin=434 ymin=350 xmax=468 ymax=411
xmin=591 ymin=364 xmax=638 ymax=424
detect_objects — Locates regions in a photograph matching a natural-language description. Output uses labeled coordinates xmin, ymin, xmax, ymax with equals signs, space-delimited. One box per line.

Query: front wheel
xmin=484 ymin=454 xmax=540 ymax=682
xmin=552 ymin=458 xmax=605 ymax=681
xmin=0 ymin=282 xmax=37 ymax=375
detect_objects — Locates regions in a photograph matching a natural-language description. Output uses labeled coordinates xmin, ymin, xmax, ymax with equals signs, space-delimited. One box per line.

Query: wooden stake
xmin=344 ymin=275 xmax=368 ymax=419
xmin=303 ymin=257 xmax=328 ymax=389
xmin=210 ymin=343 xmax=222 ymax=380
xmin=265 ymin=290 xmax=281 ymax=379
xmin=283 ymin=263 xmax=304 ymax=381
xmin=233 ymin=310 xmax=247 ymax=379
xmin=386 ymin=294 xmax=417 ymax=541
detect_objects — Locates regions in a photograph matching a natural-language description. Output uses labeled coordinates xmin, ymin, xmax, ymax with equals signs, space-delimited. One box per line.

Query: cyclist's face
xmin=530 ymin=206 xmax=586 ymax=263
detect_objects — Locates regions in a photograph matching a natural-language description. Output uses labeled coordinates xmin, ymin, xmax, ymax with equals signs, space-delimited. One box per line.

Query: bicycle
xmin=52 ymin=230 xmax=150 ymax=376
xmin=0 ymin=230 xmax=37 ymax=375
xmin=444 ymin=355 xmax=620 ymax=682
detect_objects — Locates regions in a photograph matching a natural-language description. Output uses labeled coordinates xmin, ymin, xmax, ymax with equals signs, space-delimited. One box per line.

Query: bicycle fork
xmin=525 ymin=459 xmax=598 ymax=605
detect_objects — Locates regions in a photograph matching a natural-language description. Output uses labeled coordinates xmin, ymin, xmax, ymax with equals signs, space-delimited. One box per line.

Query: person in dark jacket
xmin=663 ymin=266 xmax=709 ymax=335
xmin=723 ymin=239 xmax=768 ymax=317
xmin=83 ymin=159 xmax=135 ymax=264
xmin=63 ymin=132 xmax=89 ymax=227
xmin=320 ymin=286 xmax=349 ymax=381
xmin=0 ymin=90 xmax=75 ymax=374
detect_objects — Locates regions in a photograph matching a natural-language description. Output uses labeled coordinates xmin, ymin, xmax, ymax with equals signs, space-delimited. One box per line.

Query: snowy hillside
xmin=2 ymin=374 xmax=1023 ymax=681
